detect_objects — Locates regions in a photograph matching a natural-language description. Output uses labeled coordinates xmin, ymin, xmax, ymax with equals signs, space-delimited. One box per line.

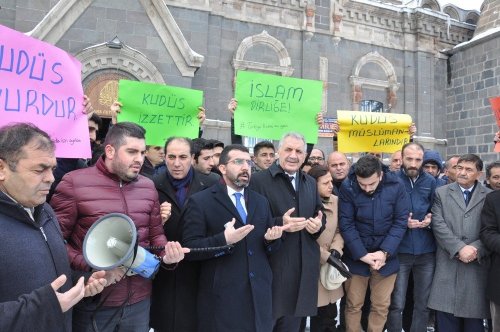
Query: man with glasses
xmin=182 ymin=144 xmax=287 ymax=331
xmin=308 ymin=148 xmax=326 ymax=166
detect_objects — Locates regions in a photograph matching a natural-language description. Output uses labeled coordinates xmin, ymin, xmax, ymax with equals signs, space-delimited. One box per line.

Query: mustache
xmin=238 ymin=171 xmax=250 ymax=177
xmin=285 ymin=157 xmax=299 ymax=163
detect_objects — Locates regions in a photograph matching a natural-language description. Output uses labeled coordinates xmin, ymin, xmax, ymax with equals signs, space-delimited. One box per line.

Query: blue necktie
xmin=464 ymin=190 xmax=471 ymax=206
xmin=234 ymin=192 xmax=247 ymax=224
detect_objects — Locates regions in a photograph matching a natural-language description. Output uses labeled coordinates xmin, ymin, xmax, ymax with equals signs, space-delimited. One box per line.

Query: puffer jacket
xmin=51 ymin=157 xmax=166 ymax=306
xmin=339 ymin=165 xmax=409 ymax=277
xmin=396 ymin=169 xmax=437 ymax=254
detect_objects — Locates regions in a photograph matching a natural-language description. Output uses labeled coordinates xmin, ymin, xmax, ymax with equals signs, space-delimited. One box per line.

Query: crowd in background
xmin=1 ymin=97 xmax=500 ymax=332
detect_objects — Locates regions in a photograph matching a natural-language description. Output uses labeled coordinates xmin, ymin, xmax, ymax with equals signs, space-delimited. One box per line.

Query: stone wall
xmin=446 ymin=32 xmax=500 ymax=164
xmin=0 ymin=0 xmax=480 ymax=156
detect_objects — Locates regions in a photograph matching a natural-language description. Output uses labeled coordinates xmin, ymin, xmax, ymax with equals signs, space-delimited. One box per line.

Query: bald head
xmin=327 ymin=151 xmax=350 ymax=182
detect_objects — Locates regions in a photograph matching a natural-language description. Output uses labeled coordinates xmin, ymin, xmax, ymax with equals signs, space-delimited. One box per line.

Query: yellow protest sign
xmin=337 ymin=111 xmax=412 ymax=153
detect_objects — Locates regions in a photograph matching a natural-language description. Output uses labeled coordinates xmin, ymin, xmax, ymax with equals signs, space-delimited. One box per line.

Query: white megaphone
xmin=83 ymin=213 xmax=161 ymax=279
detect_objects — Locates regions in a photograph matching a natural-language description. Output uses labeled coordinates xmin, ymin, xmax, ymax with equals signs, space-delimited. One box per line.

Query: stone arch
xmin=443 ymin=5 xmax=460 ymax=21
xmin=76 ymin=42 xmax=165 ymax=84
xmin=76 ymin=42 xmax=165 ymax=118
xmin=466 ymin=12 xmax=480 ymax=25
xmin=420 ymin=0 xmax=441 ymax=12
xmin=349 ymin=51 xmax=399 ymax=111
xmin=232 ymin=30 xmax=294 ymax=77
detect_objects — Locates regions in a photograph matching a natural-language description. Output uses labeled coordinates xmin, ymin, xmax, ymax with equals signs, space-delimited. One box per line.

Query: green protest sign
xmin=117 ymin=80 xmax=203 ymax=146
xmin=234 ymin=71 xmax=323 ymax=144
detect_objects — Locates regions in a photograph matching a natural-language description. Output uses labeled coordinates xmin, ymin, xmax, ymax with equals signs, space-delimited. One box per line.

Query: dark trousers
xmin=310 ymin=302 xmax=339 ymax=332
xmin=435 ymin=310 xmax=484 ymax=332
xmin=273 ymin=315 xmax=303 ymax=332
xmin=72 ymin=298 xmax=150 ymax=332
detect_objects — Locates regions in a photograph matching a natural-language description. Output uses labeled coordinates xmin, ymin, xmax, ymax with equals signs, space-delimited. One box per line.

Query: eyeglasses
xmin=227 ymin=158 xmax=252 ymax=166
xmin=309 ymin=157 xmax=324 ymax=161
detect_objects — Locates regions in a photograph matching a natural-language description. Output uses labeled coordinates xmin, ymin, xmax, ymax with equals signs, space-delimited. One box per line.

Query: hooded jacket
xmin=339 ymin=165 xmax=409 ymax=277
xmin=423 ymin=150 xmax=447 ymax=186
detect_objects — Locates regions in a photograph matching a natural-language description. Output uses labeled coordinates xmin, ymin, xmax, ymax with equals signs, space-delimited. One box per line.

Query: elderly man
xmin=428 ymin=154 xmax=491 ymax=332
xmin=442 ymin=155 xmax=460 ymax=184
xmin=250 ymin=132 xmax=325 ymax=331
xmin=0 ymin=123 xmax=107 ymax=331
xmin=485 ymin=161 xmax=500 ymax=190
xmin=150 ymin=137 xmax=218 ymax=332
xmin=51 ymin=122 xmax=187 ymax=331
xmin=389 ymin=150 xmax=402 ymax=172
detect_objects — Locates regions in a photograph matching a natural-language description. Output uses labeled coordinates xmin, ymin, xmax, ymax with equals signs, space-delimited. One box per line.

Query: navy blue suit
xmin=182 ymin=182 xmax=280 ymax=332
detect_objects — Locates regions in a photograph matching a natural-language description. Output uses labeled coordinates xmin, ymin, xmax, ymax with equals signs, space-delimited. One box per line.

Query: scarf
xmin=166 ymin=167 xmax=194 ymax=207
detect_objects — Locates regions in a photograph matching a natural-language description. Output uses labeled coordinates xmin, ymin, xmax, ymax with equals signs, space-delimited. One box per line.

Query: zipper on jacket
xmin=118 ymin=180 xmax=129 ymax=215
xmin=39 ymin=226 xmax=48 ymax=241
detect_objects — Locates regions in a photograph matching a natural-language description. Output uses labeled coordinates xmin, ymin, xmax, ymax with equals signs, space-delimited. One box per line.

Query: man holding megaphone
xmin=0 ymin=123 xmax=109 ymax=331
xmin=51 ymin=122 xmax=188 ymax=332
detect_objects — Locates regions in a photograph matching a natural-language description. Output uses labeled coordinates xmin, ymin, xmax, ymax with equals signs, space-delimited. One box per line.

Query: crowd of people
xmin=1 ymin=96 xmax=500 ymax=332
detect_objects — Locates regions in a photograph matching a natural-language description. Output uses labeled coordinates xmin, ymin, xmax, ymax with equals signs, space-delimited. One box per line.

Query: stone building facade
xmin=1 ymin=0 xmax=496 ymax=160
xmin=445 ymin=0 xmax=500 ymax=164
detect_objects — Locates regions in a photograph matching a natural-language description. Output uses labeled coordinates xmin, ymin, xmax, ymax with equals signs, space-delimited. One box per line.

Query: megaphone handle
xmin=144 ymin=245 xmax=234 ymax=252
xmin=188 ymin=245 xmax=234 ymax=252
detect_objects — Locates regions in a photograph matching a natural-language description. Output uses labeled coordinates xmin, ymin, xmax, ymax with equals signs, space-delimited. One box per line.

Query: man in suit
xmin=250 ymin=132 xmax=325 ymax=332
xmin=428 ymin=154 xmax=491 ymax=332
xmin=150 ymin=137 xmax=218 ymax=332
xmin=182 ymin=144 xmax=287 ymax=332
xmin=480 ymin=188 xmax=500 ymax=331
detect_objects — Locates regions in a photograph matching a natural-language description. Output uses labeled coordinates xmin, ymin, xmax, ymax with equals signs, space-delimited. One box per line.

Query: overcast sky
xmin=438 ymin=0 xmax=483 ymax=11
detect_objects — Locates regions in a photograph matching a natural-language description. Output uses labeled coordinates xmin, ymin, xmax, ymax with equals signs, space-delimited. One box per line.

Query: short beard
xmin=233 ymin=178 xmax=249 ymax=188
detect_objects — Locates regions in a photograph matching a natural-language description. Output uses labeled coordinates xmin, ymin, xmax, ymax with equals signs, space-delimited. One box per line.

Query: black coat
xmin=182 ymin=182 xmax=280 ymax=332
xmin=150 ymin=169 xmax=217 ymax=332
xmin=249 ymin=163 xmax=325 ymax=318
xmin=0 ymin=193 xmax=74 ymax=331
xmin=480 ymin=189 xmax=500 ymax=305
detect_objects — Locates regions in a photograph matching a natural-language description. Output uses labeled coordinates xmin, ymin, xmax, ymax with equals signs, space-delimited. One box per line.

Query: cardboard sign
xmin=337 ymin=111 xmax=412 ymax=153
xmin=234 ymin=70 xmax=322 ymax=144
xmin=117 ymin=80 xmax=203 ymax=146
xmin=0 ymin=24 xmax=90 ymax=158
xmin=319 ymin=117 xmax=337 ymax=138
